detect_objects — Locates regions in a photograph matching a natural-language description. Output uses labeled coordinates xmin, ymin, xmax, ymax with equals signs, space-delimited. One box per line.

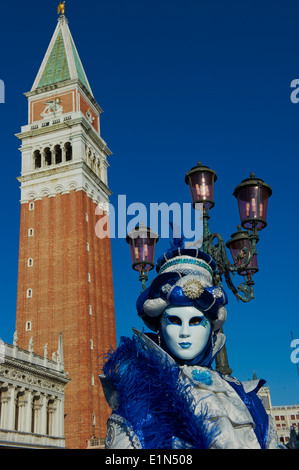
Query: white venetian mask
xmin=160 ymin=305 xmax=211 ymax=361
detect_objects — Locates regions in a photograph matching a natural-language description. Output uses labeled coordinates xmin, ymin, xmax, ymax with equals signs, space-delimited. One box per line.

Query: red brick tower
xmin=15 ymin=13 xmax=116 ymax=449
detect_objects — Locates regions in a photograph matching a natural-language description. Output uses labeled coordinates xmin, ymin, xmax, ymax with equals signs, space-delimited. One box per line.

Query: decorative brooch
xmin=182 ymin=279 xmax=204 ymax=299
xmin=191 ymin=369 xmax=213 ymax=386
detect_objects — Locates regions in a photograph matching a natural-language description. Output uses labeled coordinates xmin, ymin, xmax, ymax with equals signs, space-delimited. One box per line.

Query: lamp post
xmin=185 ymin=162 xmax=272 ymax=374
xmin=126 ymin=222 xmax=159 ymax=292
xmin=126 ymin=163 xmax=271 ymax=376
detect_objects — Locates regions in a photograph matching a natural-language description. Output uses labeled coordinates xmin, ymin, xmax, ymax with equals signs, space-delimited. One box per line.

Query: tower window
xmin=89 ymin=305 xmax=92 ymax=316
xmin=26 ymin=289 xmax=33 ymax=298
xmin=44 ymin=147 xmax=52 ymax=166
xmin=28 ymin=228 xmax=34 ymax=237
xmin=88 ymin=273 xmax=91 ymax=283
xmin=91 ymin=375 xmax=94 ymax=386
xmin=25 ymin=321 xmax=32 ymax=331
xmin=86 ymin=242 xmax=90 ymax=252
xmin=90 ymin=339 xmax=93 ymax=350
xmin=29 ymin=202 xmax=35 ymax=211
xmin=27 ymin=258 xmax=33 ymax=267
xmin=86 ymin=213 xmax=88 ymax=222
xmin=65 ymin=142 xmax=73 ymax=162
xmin=33 ymin=150 xmax=42 ymax=169
xmin=54 ymin=144 xmax=62 ymax=164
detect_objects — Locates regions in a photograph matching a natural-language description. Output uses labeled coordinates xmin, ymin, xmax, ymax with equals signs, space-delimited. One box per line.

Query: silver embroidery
xmin=105 ymin=413 xmax=142 ymax=449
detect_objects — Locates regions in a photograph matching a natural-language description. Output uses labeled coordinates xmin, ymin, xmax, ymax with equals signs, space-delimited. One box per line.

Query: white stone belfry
xmin=16 ymin=14 xmax=112 ymax=207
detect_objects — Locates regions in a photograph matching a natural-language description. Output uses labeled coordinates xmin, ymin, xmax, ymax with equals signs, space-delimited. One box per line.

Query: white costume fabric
xmin=102 ymin=246 xmax=282 ymax=450
xmin=101 ymin=331 xmax=280 ymax=450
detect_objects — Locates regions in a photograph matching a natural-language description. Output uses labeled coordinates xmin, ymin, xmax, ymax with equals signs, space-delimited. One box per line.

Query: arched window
xmin=65 ymin=142 xmax=73 ymax=161
xmin=26 ymin=289 xmax=33 ymax=299
xmin=29 ymin=202 xmax=35 ymax=211
xmin=26 ymin=321 xmax=32 ymax=331
xmin=27 ymin=258 xmax=33 ymax=267
xmin=28 ymin=228 xmax=34 ymax=237
xmin=44 ymin=147 xmax=52 ymax=166
xmin=54 ymin=145 xmax=62 ymax=164
xmin=33 ymin=150 xmax=41 ymax=169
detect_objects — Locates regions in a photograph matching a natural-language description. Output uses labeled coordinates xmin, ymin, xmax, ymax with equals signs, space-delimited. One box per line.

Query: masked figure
xmin=101 ymin=245 xmax=280 ymax=449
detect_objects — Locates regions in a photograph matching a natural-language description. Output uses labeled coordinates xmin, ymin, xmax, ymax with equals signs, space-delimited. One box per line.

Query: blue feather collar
xmin=103 ymin=333 xmax=219 ymax=449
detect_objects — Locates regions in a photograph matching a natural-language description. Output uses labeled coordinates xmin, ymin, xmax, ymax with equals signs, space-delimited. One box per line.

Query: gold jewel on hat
xmin=182 ymin=279 xmax=204 ymax=300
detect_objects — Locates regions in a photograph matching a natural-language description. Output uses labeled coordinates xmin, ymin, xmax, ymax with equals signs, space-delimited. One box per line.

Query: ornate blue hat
xmin=137 ymin=245 xmax=228 ymax=333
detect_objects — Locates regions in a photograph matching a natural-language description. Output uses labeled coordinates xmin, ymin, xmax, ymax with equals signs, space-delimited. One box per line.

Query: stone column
xmin=24 ymin=389 xmax=32 ymax=433
xmin=55 ymin=398 xmax=61 ymax=438
xmin=62 ymin=143 xmax=66 ymax=163
xmin=85 ymin=145 xmax=89 ymax=162
xmin=0 ymin=384 xmax=8 ymax=429
xmin=6 ymin=385 xmax=16 ymax=431
xmin=54 ymin=398 xmax=62 ymax=437
xmin=99 ymin=159 xmax=103 ymax=181
xmin=55 ymin=398 xmax=61 ymax=437
xmin=32 ymin=393 xmax=41 ymax=434
xmin=101 ymin=159 xmax=108 ymax=186
xmin=42 ymin=149 xmax=46 ymax=169
xmin=59 ymin=397 xmax=65 ymax=438
xmin=51 ymin=400 xmax=57 ymax=436
xmin=18 ymin=403 xmax=25 ymax=432
xmin=40 ymin=394 xmax=47 ymax=435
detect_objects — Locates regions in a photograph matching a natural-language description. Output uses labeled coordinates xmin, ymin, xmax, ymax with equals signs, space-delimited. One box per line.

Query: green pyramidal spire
xmin=38 ymin=30 xmax=70 ymax=87
xmin=31 ymin=15 xmax=92 ymax=95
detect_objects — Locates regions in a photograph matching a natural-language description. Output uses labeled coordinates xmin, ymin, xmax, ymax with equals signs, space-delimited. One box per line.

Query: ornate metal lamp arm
xmin=202 ymin=209 xmax=256 ymax=302
xmin=139 ymin=268 xmax=148 ymax=292
xmin=223 ymin=265 xmax=255 ymax=303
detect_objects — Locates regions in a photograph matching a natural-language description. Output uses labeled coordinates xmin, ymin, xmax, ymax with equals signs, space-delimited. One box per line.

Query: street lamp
xmin=126 ymin=222 xmax=159 ymax=291
xmin=126 ymin=163 xmax=271 ymax=376
xmin=185 ymin=161 xmax=217 ymax=210
xmin=233 ymin=172 xmax=272 ymax=231
xmin=185 ymin=161 xmax=272 ymax=376
xmin=185 ymin=162 xmax=272 ymax=302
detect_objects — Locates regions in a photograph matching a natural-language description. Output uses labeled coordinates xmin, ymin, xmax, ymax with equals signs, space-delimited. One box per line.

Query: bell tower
xmin=15 ymin=12 xmax=116 ymax=448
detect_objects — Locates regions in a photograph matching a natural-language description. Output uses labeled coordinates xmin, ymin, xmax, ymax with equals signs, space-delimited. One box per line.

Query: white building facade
xmin=258 ymin=385 xmax=299 ymax=446
xmin=0 ymin=336 xmax=70 ymax=448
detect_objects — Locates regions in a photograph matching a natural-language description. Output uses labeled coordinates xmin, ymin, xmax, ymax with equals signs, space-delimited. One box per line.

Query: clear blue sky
xmin=0 ymin=0 xmax=298 ymax=406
